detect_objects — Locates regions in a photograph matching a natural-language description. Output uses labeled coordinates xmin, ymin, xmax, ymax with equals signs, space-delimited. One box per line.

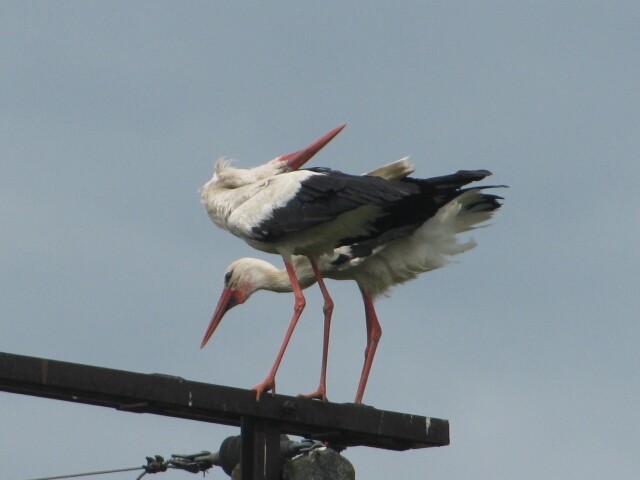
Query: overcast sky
xmin=1 ymin=2 xmax=638 ymax=479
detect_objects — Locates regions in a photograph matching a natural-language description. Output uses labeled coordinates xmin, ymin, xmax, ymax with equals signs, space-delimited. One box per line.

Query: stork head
xmin=266 ymin=123 xmax=346 ymax=173
xmin=201 ymin=258 xmax=286 ymax=348
xmin=202 ymin=124 xmax=346 ymax=192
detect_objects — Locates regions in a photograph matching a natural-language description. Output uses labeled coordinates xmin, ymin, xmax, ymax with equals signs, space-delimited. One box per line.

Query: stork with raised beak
xmin=200 ymin=134 xmax=503 ymax=401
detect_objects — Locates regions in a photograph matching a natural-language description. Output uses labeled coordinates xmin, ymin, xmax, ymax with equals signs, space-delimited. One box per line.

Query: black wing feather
xmin=252 ymin=168 xmax=496 ymax=247
xmin=252 ymin=170 xmax=417 ymax=241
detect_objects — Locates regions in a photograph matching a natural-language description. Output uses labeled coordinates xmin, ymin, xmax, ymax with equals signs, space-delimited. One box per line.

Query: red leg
xmin=252 ymin=256 xmax=306 ymax=400
xmin=299 ymin=258 xmax=334 ymax=402
xmin=354 ymin=285 xmax=381 ymax=404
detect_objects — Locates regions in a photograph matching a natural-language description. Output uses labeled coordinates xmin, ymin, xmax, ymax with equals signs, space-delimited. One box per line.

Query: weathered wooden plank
xmin=0 ymin=351 xmax=449 ymax=450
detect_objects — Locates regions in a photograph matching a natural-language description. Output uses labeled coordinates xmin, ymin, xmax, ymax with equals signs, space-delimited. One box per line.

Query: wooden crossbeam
xmin=0 ymin=351 xmax=448 ymax=450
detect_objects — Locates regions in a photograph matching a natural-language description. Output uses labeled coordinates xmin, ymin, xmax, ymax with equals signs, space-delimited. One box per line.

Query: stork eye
xmin=224 ymin=270 xmax=233 ymax=285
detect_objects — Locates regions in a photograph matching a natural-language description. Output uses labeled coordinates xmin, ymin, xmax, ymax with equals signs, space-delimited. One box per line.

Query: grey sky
xmin=1 ymin=2 xmax=638 ymax=479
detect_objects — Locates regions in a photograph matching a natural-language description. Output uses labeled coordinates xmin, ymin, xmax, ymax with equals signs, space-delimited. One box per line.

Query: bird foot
xmin=298 ymin=385 xmax=328 ymax=402
xmin=251 ymin=377 xmax=276 ymax=401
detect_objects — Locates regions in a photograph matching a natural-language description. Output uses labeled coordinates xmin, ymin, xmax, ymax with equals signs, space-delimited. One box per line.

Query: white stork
xmin=202 ymin=158 xmax=414 ymax=401
xmin=201 ymin=149 xmax=503 ymax=402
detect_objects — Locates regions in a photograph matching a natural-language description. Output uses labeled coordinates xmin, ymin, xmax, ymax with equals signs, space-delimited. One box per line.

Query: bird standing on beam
xmin=201 ymin=131 xmax=504 ymax=401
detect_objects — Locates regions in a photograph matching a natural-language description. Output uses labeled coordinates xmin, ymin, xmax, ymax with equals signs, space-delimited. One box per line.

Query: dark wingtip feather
xmin=455 ymin=169 xmax=492 ymax=178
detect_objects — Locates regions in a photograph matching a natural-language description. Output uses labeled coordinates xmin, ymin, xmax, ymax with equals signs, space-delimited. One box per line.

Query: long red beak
xmin=200 ymin=287 xmax=239 ymax=348
xmin=275 ymin=124 xmax=346 ymax=171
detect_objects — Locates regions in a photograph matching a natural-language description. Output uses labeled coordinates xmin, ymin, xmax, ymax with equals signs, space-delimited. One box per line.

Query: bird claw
xmin=252 ymin=378 xmax=276 ymax=400
xmin=298 ymin=386 xmax=328 ymax=402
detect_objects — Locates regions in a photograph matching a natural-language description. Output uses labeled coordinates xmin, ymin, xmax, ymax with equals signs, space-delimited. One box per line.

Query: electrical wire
xmin=24 ymin=451 xmax=214 ymax=480
xmin=23 ymin=435 xmax=322 ymax=480
xmin=25 ymin=466 xmax=143 ymax=480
